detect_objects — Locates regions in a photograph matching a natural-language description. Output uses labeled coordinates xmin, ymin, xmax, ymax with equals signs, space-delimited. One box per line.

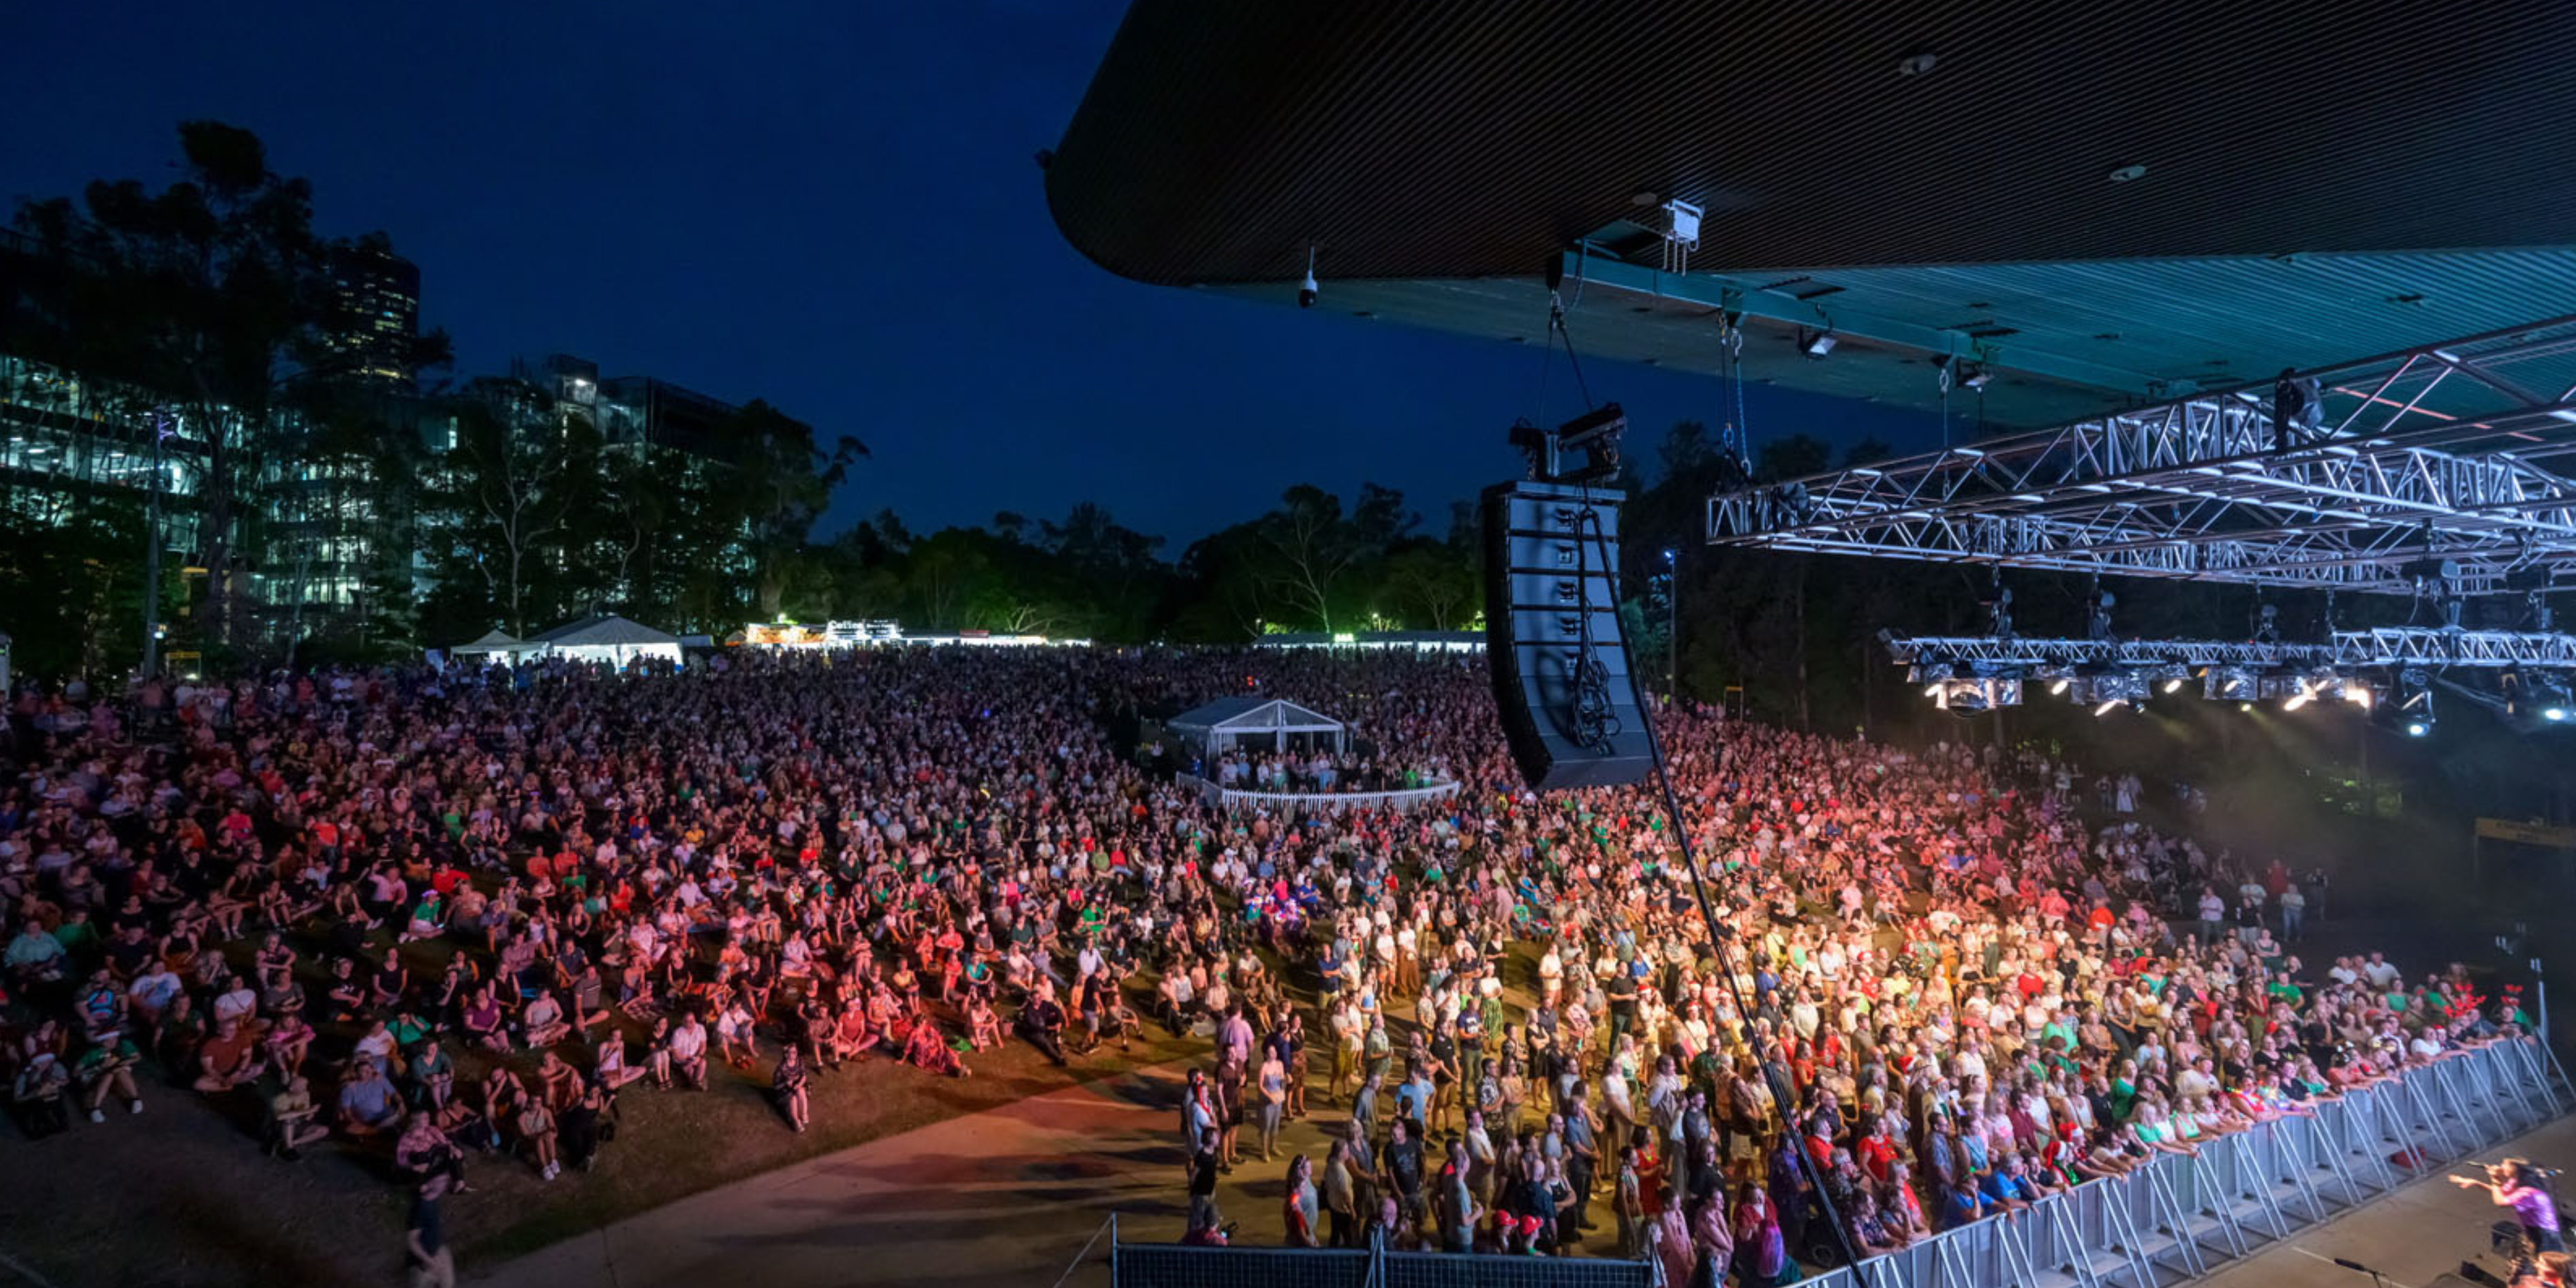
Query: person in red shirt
xmin=1855 ymin=1114 xmax=1901 ymax=1185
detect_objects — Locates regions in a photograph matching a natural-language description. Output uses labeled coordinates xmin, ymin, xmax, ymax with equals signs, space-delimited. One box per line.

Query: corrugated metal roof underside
xmin=1214 ymin=249 xmax=2576 ymax=432
xmin=1049 ymin=0 xmax=2576 ymax=286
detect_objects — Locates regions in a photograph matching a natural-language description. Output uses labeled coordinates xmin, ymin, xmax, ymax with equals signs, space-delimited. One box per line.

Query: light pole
xmin=1662 ymin=547 xmax=1678 ymax=703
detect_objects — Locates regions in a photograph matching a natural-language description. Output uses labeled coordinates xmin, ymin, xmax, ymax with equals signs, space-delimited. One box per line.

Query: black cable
xmin=1552 ymin=298 xmax=1596 ymax=412
xmin=1565 ymin=493 xmax=1622 ymax=754
xmin=1534 ymin=305 xmax=1558 ymax=427
xmin=1566 ymin=504 xmax=1873 ymax=1283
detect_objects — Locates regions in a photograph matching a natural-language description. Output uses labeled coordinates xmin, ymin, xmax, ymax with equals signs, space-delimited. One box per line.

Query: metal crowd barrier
xmin=1107 ymin=1229 xmax=1653 ymax=1288
xmin=1109 ymin=1039 xmax=2569 ymax=1288
xmin=1800 ymin=1037 xmax=2572 ymax=1288
xmin=1186 ymin=778 xmax=1465 ymax=815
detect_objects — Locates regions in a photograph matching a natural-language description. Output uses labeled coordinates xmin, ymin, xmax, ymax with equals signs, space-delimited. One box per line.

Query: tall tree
xmin=10 ymin=123 xmax=449 ymax=665
xmin=1259 ymin=485 xmax=1363 ymax=632
xmin=12 ymin=123 xmax=329 ymax=657
xmin=1379 ymin=541 xmax=1478 ymax=629
xmin=1657 ymin=418 xmax=1715 ymax=480
xmin=715 ymin=399 xmax=866 ymax=621
xmin=422 ymin=377 xmax=598 ymax=637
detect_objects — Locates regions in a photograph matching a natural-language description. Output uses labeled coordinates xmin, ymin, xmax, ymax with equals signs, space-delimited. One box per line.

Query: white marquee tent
xmin=525 ymin=615 xmax=682 ymax=669
xmin=1167 ymin=696 xmax=1346 ymax=757
xmin=448 ymin=628 xmax=527 ymax=658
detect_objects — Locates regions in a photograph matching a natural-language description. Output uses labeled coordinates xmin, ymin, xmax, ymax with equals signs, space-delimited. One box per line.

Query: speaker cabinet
xmin=1482 ymin=480 xmax=1653 ymax=791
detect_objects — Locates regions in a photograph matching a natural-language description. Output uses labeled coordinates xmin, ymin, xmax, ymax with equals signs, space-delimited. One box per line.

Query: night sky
xmin=3 ymin=1 xmax=1922 ymax=546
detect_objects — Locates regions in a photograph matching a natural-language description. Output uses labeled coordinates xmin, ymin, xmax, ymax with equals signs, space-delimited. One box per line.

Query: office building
xmin=323 ymin=241 xmax=421 ymax=388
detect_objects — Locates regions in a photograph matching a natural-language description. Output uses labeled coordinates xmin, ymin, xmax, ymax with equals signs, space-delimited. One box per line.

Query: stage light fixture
xmin=2050 ymin=678 xmax=2071 ymax=696
xmin=2093 ymin=698 xmax=2120 ymax=717
xmin=2507 ymin=668 xmax=2572 ymax=723
xmin=2203 ymin=666 xmax=2259 ymax=703
xmin=2162 ymin=677 xmax=2184 ymax=694
xmin=2374 ymin=669 xmax=2435 ymax=737
xmin=1805 ymin=330 xmax=1837 ymax=356
xmin=1927 ymin=676 xmax=2021 ymax=714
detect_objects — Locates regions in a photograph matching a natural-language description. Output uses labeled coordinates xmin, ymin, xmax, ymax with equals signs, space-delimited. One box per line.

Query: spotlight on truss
xmin=2490 ymin=666 xmax=2571 ymax=731
xmin=1927 ymin=676 xmax=2022 ymax=714
xmin=2202 ymin=667 xmax=2258 ymax=703
xmin=2373 ymin=668 xmax=2434 ymax=737
xmin=2500 ymin=665 xmax=2573 ymax=720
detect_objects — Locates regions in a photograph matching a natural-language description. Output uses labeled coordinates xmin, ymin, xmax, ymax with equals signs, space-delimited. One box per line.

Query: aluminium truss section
xmin=2338 ymin=626 xmax=2576 ymax=667
xmin=1708 ymin=316 xmax=2576 ymax=594
xmin=1884 ymin=627 xmax=2576 ymax=671
xmin=1881 ymin=635 xmax=2335 ymax=670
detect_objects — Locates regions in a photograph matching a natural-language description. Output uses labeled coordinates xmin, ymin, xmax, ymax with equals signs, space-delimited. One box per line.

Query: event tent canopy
xmin=1168 ymin=696 xmax=1345 ymax=755
xmin=448 ymin=628 xmax=527 ymax=657
xmin=525 ymin=615 xmax=682 ymax=669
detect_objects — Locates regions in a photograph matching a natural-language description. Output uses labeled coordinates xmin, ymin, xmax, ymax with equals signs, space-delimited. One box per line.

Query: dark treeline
xmin=0 ymin=121 xmax=2491 ymax=726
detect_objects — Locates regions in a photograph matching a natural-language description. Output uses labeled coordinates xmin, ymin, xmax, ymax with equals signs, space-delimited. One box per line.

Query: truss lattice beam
xmin=1886 ymin=628 xmax=2576 ymax=671
xmin=1711 ymin=317 xmax=2576 ymax=594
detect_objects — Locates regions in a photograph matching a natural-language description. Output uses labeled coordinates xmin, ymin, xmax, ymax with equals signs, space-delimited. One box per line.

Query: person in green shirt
xmin=1364 ymin=1019 xmax=1393 ymax=1082
xmin=2108 ymin=1067 xmax=2140 ymax=1122
xmin=390 ymin=1009 xmax=435 ymax=1053
xmin=74 ymin=1036 xmax=144 ymax=1120
xmin=50 ymin=909 xmax=101 ymax=965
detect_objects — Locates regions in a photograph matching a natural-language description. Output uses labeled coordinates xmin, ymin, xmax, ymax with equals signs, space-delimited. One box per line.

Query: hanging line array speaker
xmin=1482 ymin=480 xmax=1653 ymax=791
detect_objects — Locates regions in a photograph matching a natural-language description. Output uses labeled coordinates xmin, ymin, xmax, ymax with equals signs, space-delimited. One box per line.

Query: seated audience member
xmin=338 ymin=1058 xmax=407 ymax=1137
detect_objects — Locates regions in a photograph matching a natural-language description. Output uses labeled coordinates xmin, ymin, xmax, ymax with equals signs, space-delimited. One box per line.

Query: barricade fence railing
xmin=1182 ymin=777 xmax=1465 ymax=815
xmin=1110 ymin=1040 xmax=2566 ymax=1288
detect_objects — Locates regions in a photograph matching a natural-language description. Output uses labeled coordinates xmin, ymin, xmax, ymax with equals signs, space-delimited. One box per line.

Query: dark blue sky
xmin=3 ymin=1 xmax=1920 ymax=547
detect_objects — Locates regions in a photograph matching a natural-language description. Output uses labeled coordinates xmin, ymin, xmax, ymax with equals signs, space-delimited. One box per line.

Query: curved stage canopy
xmin=1045 ymin=0 xmax=2576 ymax=430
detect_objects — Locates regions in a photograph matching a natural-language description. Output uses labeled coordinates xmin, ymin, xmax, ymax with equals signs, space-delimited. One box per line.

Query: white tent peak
xmin=450 ymin=628 xmax=523 ymax=656
xmin=527 ymin=615 xmax=679 ymax=647
xmin=1167 ymin=695 xmax=1347 ymax=754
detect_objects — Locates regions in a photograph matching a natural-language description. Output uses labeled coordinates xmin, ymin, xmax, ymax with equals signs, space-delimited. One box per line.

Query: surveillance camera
xmin=1298 ymin=269 xmax=1319 ymax=309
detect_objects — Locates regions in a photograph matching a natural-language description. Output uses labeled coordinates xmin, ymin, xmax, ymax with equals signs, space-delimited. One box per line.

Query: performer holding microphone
xmin=2454 ymin=1160 xmax=2566 ymax=1254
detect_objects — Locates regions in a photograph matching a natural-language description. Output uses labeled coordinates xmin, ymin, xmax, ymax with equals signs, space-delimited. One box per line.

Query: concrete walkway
xmin=470 ymin=1058 xmax=1366 ymax=1288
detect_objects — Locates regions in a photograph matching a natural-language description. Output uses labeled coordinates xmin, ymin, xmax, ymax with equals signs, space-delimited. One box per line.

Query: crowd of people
xmin=0 ymin=645 xmax=2538 ymax=1287
xmin=1203 ymin=747 xmax=1452 ymax=797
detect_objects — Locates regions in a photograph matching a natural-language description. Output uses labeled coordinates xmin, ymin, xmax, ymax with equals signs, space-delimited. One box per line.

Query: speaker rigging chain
xmin=1564 ymin=494 xmax=1621 ymax=754
xmin=1549 ymin=292 xmax=1597 ymax=412
xmin=1530 ymin=293 xmax=1560 ymax=429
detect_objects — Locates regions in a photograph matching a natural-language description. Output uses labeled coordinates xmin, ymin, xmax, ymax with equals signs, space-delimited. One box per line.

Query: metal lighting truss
xmin=2335 ymin=626 xmax=2576 ymax=668
xmin=1709 ymin=316 xmax=2576 ymax=594
xmin=1886 ymin=628 xmax=2576 ymax=671
xmin=1888 ymin=635 xmax=2334 ymax=670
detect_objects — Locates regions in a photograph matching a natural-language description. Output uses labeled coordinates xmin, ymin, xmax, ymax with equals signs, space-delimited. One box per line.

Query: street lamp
xmin=1662 ymin=548 xmax=1678 ymax=703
